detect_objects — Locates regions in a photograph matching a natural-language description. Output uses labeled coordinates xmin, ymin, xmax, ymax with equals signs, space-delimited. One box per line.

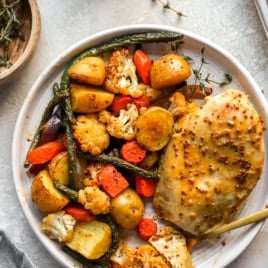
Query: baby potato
xmin=150 ymin=54 xmax=191 ymax=89
xmin=48 ymin=152 xmax=69 ymax=185
xmin=110 ymin=188 xmax=144 ymax=229
xmin=136 ymin=106 xmax=174 ymax=152
xmin=70 ymin=83 xmax=115 ymax=113
xmin=69 ymin=56 xmax=106 ymax=86
xmin=31 ymin=170 xmax=70 ymax=213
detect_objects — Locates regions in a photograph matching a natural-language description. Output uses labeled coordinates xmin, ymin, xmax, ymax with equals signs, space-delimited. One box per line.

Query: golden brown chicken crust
xmin=153 ymin=89 xmax=265 ymax=236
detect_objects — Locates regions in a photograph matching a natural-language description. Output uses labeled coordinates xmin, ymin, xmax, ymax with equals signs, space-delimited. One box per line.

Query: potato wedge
xmin=70 ymin=83 xmax=115 ymax=113
xmin=69 ymin=56 xmax=106 ymax=86
xmin=48 ymin=152 xmax=69 ymax=185
xmin=136 ymin=106 xmax=174 ymax=151
xmin=66 ymin=220 xmax=112 ymax=260
xmin=150 ymin=54 xmax=191 ymax=89
xmin=31 ymin=170 xmax=70 ymax=213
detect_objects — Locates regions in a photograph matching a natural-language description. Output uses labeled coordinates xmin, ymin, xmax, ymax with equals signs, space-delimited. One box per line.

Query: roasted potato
xmin=31 ymin=170 xmax=70 ymax=213
xmin=136 ymin=106 xmax=174 ymax=151
xmin=110 ymin=188 xmax=144 ymax=229
xmin=69 ymin=56 xmax=106 ymax=86
xmin=48 ymin=152 xmax=69 ymax=185
xmin=70 ymin=83 xmax=115 ymax=113
xmin=150 ymin=54 xmax=191 ymax=89
xmin=66 ymin=220 xmax=112 ymax=259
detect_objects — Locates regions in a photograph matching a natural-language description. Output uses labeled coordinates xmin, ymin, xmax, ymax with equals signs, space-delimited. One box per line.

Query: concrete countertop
xmin=0 ymin=0 xmax=267 ymax=267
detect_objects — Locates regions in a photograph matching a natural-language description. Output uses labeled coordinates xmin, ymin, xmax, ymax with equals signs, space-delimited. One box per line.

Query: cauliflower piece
xmin=99 ymin=103 xmax=139 ymax=140
xmin=139 ymin=83 xmax=162 ymax=102
xmin=133 ymin=244 xmax=170 ymax=267
xmin=72 ymin=114 xmax=110 ymax=155
xmin=78 ymin=186 xmax=111 ymax=215
xmin=41 ymin=211 xmax=77 ymax=243
xmin=110 ymin=240 xmax=136 ymax=267
xmin=168 ymin=91 xmax=188 ymax=117
xmin=110 ymin=242 xmax=169 ymax=268
xmin=149 ymin=226 xmax=194 ymax=268
xmin=104 ymin=48 xmax=143 ymax=98
xmin=83 ymin=162 xmax=105 ymax=187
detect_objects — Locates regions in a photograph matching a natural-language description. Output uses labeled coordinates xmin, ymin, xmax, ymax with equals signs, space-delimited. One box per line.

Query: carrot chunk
xmin=135 ymin=176 xmax=156 ymax=197
xmin=27 ymin=141 xmax=64 ymax=165
xmin=133 ymin=94 xmax=150 ymax=112
xmin=133 ymin=49 xmax=152 ymax=85
xmin=110 ymin=94 xmax=134 ymax=114
xmin=120 ymin=140 xmax=146 ymax=164
xmin=137 ymin=218 xmax=157 ymax=240
xmin=64 ymin=204 xmax=96 ymax=221
xmin=97 ymin=164 xmax=129 ymax=198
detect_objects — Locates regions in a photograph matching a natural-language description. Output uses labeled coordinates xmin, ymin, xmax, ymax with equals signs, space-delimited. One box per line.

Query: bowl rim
xmin=12 ymin=23 xmax=268 ymax=267
xmin=0 ymin=0 xmax=41 ymax=83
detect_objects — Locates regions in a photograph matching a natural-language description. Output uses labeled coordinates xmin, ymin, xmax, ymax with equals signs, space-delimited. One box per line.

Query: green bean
xmin=78 ymin=151 xmax=159 ymax=179
xmin=98 ymin=214 xmax=120 ymax=261
xmin=61 ymin=246 xmax=108 ymax=268
xmin=53 ymin=83 xmax=78 ymax=189
xmin=53 ymin=181 xmax=78 ymax=201
xmin=63 ymin=115 xmax=79 ymax=190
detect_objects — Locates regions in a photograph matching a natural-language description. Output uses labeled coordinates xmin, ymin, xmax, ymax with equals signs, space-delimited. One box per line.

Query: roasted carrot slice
xmin=137 ymin=218 xmax=157 ymax=240
xmin=110 ymin=94 xmax=134 ymax=114
xmin=27 ymin=141 xmax=64 ymax=165
xmin=135 ymin=176 xmax=156 ymax=197
xmin=64 ymin=204 xmax=96 ymax=221
xmin=120 ymin=140 xmax=146 ymax=164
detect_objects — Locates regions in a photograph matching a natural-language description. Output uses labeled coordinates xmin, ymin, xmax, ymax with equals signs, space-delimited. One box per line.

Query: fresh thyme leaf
xmin=199 ymin=82 xmax=205 ymax=89
xmin=184 ymin=55 xmax=194 ymax=63
xmin=153 ymin=0 xmax=185 ymax=17
xmin=191 ymin=47 xmax=233 ymax=89
xmin=219 ymin=73 xmax=232 ymax=86
xmin=205 ymin=73 xmax=211 ymax=83
xmin=193 ymin=69 xmax=199 ymax=77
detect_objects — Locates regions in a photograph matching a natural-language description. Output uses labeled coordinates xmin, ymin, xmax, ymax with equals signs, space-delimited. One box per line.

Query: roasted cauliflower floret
xmin=149 ymin=226 xmax=194 ymax=268
xmin=110 ymin=242 xmax=169 ymax=268
xmin=110 ymin=240 xmax=136 ymax=267
xmin=41 ymin=211 xmax=77 ymax=243
xmin=133 ymin=245 xmax=170 ymax=267
xmin=99 ymin=103 xmax=139 ymax=140
xmin=168 ymin=91 xmax=188 ymax=117
xmin=104 ymin=48 xmax=143 ymax=98
xmin=78 ymin=186 xmax=111 ymax=215
xmin=72 ymin=114 xmax=110 ymax=155
xmin=83 ymin=162 xmax=105 ymax=187
xmin=139 ymin=83 xmax=162 ymax=102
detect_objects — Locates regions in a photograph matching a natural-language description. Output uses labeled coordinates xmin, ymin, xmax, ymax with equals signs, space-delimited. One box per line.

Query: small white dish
xmin=0 ymin=0 xmax=41 ymax=84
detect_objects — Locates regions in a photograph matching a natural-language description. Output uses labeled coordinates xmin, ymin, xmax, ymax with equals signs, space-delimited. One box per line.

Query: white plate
xmin=12 ymin=24 xmax=268 ymax=268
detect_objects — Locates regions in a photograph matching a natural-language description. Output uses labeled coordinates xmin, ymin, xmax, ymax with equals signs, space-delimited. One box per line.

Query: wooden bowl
xmin=0 ymin=0 xmax=41 ymax=84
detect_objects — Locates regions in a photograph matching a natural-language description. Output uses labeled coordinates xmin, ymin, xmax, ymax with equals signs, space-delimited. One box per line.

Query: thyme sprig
xmin=191 ymin=47 xmax=232 ymax=88
xmin=152 ymin=0 xmax=185 ymax=17
xmin=0 ymin=0 xmax=24 ymax=68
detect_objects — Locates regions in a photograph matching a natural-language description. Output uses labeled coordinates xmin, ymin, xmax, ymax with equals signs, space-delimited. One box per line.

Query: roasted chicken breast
xmin=153 ymin=89 xmax=265 ymax=236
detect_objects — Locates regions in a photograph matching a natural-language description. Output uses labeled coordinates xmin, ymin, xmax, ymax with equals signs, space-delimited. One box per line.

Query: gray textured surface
xmin=0 ymin=0 xmax=267 ymax=267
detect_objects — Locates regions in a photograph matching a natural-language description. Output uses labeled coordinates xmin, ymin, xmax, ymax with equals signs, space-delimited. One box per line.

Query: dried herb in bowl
xmin=0 ymin=0 xmax=25 ymax=68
